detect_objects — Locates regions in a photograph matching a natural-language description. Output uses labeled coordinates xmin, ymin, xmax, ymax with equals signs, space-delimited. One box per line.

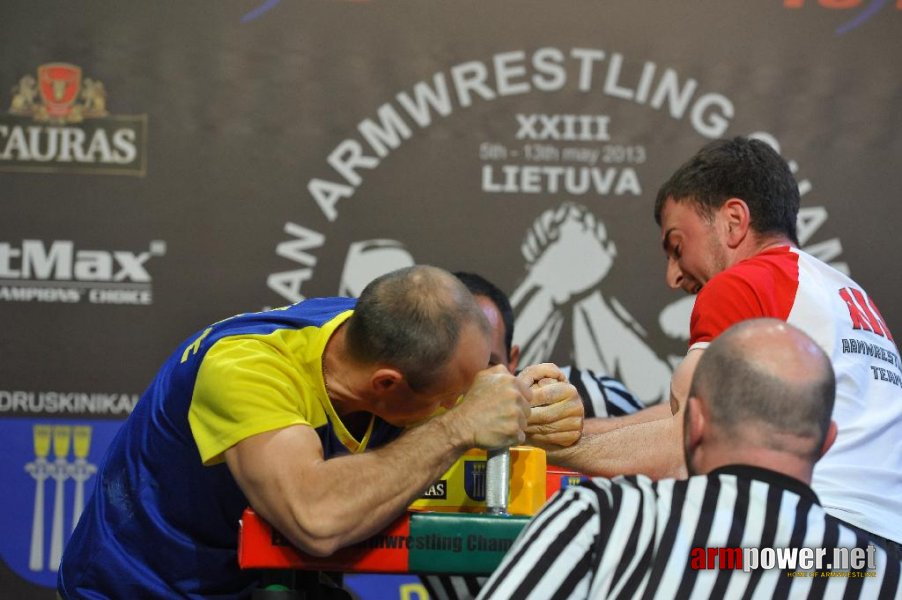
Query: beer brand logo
xmin=1 ymin=63 xmax=147 ymax=176
xmin=10 ymin=63 xmax=107 ymax=124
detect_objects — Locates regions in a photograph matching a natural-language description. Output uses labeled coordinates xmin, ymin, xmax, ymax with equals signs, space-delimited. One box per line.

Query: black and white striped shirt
xmin=561 ymin=366 xmax=644 ymax=418
xmin=478 ymin=465 xmax=902 ymax=599
xmin=422 ymin=368 xmax=642 ymax=600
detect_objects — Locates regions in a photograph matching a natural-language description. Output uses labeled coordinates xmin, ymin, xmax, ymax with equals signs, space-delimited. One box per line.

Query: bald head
xmin=346 ymin=265 xmax=491 ymax=391
xmin=689 ymin=318 xmax=835 ymax=461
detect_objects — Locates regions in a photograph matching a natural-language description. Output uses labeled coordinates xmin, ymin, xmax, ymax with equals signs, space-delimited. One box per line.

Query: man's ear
xmin=721 ymin=198 xmax=751 ymax=248
xmin=371 ymin=367 xmax=405 ymax=394
xmin=508 ymin=344 xmax=521 ymax=374
xmin=818 ymin=420 xmax=838 ymax=459
xmin=685 ymin=395 xmax=706 ymax=452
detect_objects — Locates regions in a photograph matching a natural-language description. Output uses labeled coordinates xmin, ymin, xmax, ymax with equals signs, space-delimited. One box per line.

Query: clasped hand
xmin=517 ymin=363 xmax=584 ymax=449
xmin=451 ymin=363 xmax=584 ymax=451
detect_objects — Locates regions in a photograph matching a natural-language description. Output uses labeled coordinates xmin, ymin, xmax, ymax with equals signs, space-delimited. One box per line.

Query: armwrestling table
xmin=238 ymin=447 xmax=586 ymax=594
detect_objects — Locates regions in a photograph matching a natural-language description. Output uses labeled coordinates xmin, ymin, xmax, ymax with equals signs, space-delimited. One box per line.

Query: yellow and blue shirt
xmin=58 ymin=297 xmax=403 ymax=599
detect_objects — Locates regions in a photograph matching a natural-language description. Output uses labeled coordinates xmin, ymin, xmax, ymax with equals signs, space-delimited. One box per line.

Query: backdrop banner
xmin=2 ymin=1 xmax=900 ymax=597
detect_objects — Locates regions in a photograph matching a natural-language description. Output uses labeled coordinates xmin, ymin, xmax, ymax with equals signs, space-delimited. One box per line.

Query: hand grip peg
xmin=485 ymin=447 xmax=510 ymax=515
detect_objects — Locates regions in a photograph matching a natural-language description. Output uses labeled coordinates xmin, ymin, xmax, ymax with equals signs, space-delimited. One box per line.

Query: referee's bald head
xmin=688 ymin=318 xmax=836 ymax=461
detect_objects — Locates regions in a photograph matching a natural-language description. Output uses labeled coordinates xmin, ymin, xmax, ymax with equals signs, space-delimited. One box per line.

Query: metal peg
xmin=485 ymin=447 xmax=510 ymax=515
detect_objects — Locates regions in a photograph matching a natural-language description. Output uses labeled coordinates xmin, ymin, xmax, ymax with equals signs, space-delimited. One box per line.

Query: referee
xmin=479 ymin=318 xmax=901 ymax=599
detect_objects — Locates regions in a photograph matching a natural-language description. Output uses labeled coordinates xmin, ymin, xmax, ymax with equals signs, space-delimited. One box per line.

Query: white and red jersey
xmin=689 ymin=245 xmax=902 ymax=544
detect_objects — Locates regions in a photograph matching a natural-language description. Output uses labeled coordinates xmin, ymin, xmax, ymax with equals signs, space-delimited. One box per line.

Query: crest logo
xmin=559 ymin=474 xmax=588 ymax=490
xmin=38 ymin=64 xmax=82 ymax=120
xmin=0 ymin=419 xmax=120 ymax=588
xmin=2 ymin=63 xmax=147 ymax=176
xmin=11 ymin=63 xmax=109 ymax=124
xmin=463 ymin=460 xmax=487 ymax=501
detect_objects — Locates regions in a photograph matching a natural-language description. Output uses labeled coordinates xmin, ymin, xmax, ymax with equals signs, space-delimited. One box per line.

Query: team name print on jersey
xmin=838 ymin=287 xmax=894 ymax=342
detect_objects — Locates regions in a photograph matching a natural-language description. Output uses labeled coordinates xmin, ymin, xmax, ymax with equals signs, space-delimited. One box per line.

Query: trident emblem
xmin=70 ymin=426 xmax=96 ymax=532
xmin=25 ymin=424 xmax=97 ymax=572
xmin=48 ymin=426 xmax=71 ymax=570
xmin=26 ymin=425 xmax=52 ymax=571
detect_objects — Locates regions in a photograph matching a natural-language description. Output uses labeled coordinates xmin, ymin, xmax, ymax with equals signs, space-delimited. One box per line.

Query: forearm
xmin=301 ymin=419 xmax=465 ymax=551
xmin=546 ymin=412 xmax=686 ymax=480
xmin=582 ymin=402 xmax=672 ymax=435
xmin=546 ymin=353 xmax=699 ymax=479
xmin=235 ymin=417 xmax=468 ymax=557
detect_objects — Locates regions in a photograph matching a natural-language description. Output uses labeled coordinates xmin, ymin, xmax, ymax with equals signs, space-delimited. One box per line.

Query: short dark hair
xmin=453 ymin=271 xmax=514 ymax=362
xmin=689 ymin=319 xmax=835 ymax=459
xmin=654 ymin=137 xmax=800 ymax=245
xmin=346 ymin=266 xmax=489 ymax=391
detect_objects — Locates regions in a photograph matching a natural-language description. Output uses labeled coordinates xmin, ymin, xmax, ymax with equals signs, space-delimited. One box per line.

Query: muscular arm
xmin=582 ymin=402 xmax=671 ymax=435
xmin=547 ymin=414 xmax=685 ymax=479
xmin=226 ymin=416 xmax=464 ymax=557
xmin=545 ymin=349 xmax=704 ymax=479
xmin=225 ymin=367 xmax=530 ymax=557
